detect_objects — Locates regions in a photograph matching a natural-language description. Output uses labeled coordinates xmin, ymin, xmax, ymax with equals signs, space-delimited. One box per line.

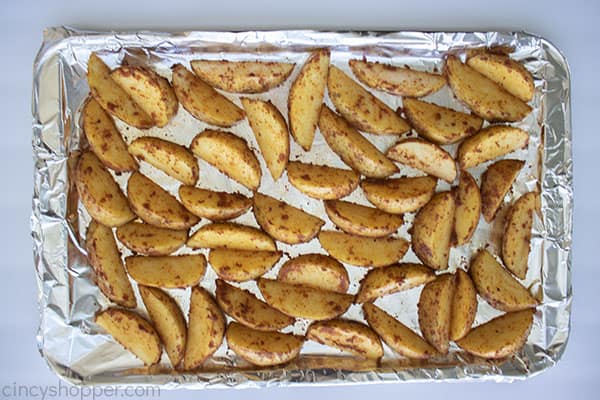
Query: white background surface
xmin=1 ymin=0 xmax=597 ymax=398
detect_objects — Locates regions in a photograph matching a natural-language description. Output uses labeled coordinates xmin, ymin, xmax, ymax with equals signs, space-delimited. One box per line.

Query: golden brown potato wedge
xmin=76 ymin=151 xmax=135 ymax=227
xmin=386 ymin=138 xmax=457 ymax=183
xmin=356 ymin=263 xmax=436 ymax=304
xmin=288 ymin=50 xmax=330 ymax=150
xmin=502 ymin=192 xmax=538 ymax=279
xmin=287 ymin=161 xmax=360 ymax=200
xmin=116 ymin=221 xmax=187 ymax=256
xmin=96 ymin=308 xmax=161 ymax=366
xmin=450 ymin=269 xmax=478 ymax=341
xmin=417 ymin=274 xmax=455 ymax=354
xmin=125 ymin=254 xmax=206 ymax=288
xmin=278 ymin=254 xmax=349 ymax=293
xmin=171 ymin=64 xmax=244 ymax=127
xmin=86 ymin=220 xmax=136 ymax=308
xmin=215 ymin=280 xmax=294 ymax=331
xmin=324 ymin=200 xmax=403 ymax=238
xmin=453 ymin=171 xmax=481 ymax=246
xmin=209 ymin=249 xmax=281 ymax=282
xmin=467 ymin=53 xmax=534 ymax=102
xmin=190 ymin=130 xmax=261 ymax=191
xmin=481 ymin=159 xmax=524 ymax=223
xmin=470 ymin=249 xmax=538 ymax=311
xmin=318 ymin=231 xmax=409 ymax=268
xmin=328 ymin=66 xmax=410 ymax=135
xmin=360 ymin=176 xmax=437 ymax=214
xmin=307 ymin=319 xmax=383 ymax=359
xmin=412 ymin=191 xmax=456 ymax=270
xmin=190 ymin=60 xmax=294 ymax=93
xmin=179 ymin=186 xmax=251 ymax=221
xmin=187 ymin=222 xmax=276 ymax=251
xmin=459 ymin=125 xmax=529 ymax=170
xmin=226 ymin=322 xmax=303 ymax=366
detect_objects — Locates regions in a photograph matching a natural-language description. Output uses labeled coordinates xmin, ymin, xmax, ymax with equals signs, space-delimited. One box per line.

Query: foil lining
xmin=31 ymin=28 xmax=573 ymax=387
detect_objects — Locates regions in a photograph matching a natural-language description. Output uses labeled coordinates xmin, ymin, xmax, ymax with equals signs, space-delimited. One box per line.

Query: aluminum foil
xmin=31 ymin=28 xmax=573 ymax=387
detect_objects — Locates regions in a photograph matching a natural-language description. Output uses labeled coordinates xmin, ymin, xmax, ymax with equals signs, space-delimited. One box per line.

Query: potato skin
xmin=287 ymin=161 xmax=360 ymax=200
xmin=453 ymin=171 xmax=481 ymax=246
xmin=386 ymin=138 xmax=457 ymax=183
xmin=179 ymin=186 xmax=251 ymax=221
xmin=356 ymin=263 xmax=435 ymax=304
xmin=458 ymin=126 xmax=529 ymax=170
xmin=324 ymin=200 xmax=403 ymax=238
xmin=307 ymin=319 xmax=383 ymax=359
xmin=116 ymin=221 xmax=187 ymax=256
xmin=449 ymin=269 xmax=478 ymax=341
xmin=417 ymin=274 xmax=455 ymax=354
xmin=467 ymin=53 xmax=534 ymax=102
xmin=481 ymin=159 xmax=524 ymax=223
xmin=187 ymin=222 xmax=276 ymax=251
xmin=361 ymin=176 xmax=437 ymax=214
xmin=125 ymin=254 xmax=207 ymax=288
xmin=278 ymin=254 xmax=349 ymax=293
xmin=209 ymin=249 xmax=281 ymax=282
xmin=502 ymin=192 xmax=538 ymax=279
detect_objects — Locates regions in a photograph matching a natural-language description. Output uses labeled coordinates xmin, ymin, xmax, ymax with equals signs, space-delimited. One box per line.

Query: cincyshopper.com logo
xmin=1 ymin=380 xmax=160 ymax=399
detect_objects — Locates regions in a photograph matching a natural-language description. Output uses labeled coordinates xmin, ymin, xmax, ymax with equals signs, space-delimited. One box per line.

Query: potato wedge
xmin=139 ymin=286 xmax=187 ymax=367
xmin=458 ymin=125 xmax=529 ymax=170
xmin=216 ymin=280 xmax=294 ymax=331
xmin=171 ymin=64 xmax=244 ymax=127
xmin=363 ymin=303 xmax=438 ymax=359
xmin=86 ymin=220 xmax=136 ymax=308
xmin=307 ymin=319 xmax=383 ymax=359
xmin=412 ymin=191 xmax=456 ymax=270
xmin=356 ymin=263 xmax=436 ymax=304
xmin=450 ymin=269 xmax=478 ymax=341
xmin=349 ymin=59 xmax=446 ymax=97
xmin=127 ymin=172 xmax=199 ymax=230
xmin=453 ymin=171 xmax=481 ymax=246
xmin=190 ymin=60 xmax=294 ymax=93
xmin=179 ymin=186 xmax=251 ymax=221
xmin=288 ymin=49 xmax=330 ymax=150
xmin=417 ymin=274 xmax=455 ymax=354
xmin=184 ymin=286 xmax=225 ymax=370
xmin=116 ymin=221 xmax=187 ymax=256
xmin=278 ymin=254 xmax=349 ymax=293
xmin=481 ymin=159 xmax=524 ymax=222
xmin=318 ymin=231 xmax=409 ymax=268
xmin=76 ymin=151 xmax=135 ymax=227
xmin=125 ymin=254 xmax=206 ymax=288
xmin=82 ymin=98 xmax=138 ymax=172
xmin=327 ymin=66 xmax=410 ymax=135
xmin=445 ymin=56 xmax=531 ymax=122
xmin=226 ymin=322 xmax=303 ymax=366
xmin=96 ymin=308 xmax=161 ymax=366
xmin=87 ymin=53 xmax=154 ymax=128
xmin=386 ymin=138 xmax=457 ymax=183
xmin=318 ymin=106 xmax=399 ymax=178
xmin=287 ymin=161 xmax=360 ymax=199
xmin=128 ymin=137 xmax=198 ymax=185
xmin=253 ymin=193 xmax=324 ymax=244
xmin=502 ymin=192 xmax=538 ymax=279
xmin=324 ymin=200 xmax=403 ymax=238
xmin=257 ymin=278 xmax=354 ymax=320
xmin=402 ymin=98 xmax=483 ymax=145
xmin=469 ymin=249 xmax=538 ymax=311
xmin=456 ymin=309 xmax=534 ymax=358
xmin=241 ymin=98 xmax=289 ymax=180
xmin=187 ymin=222 xmax=276 ymax=251
xmin=360 ymin=176 xmax=437 ymax=214
xmin=209 ymin=249 xmax=281 ymax=282
xmin=467 ymin=53 xmax=534 ymax=102
xmin=190 ymin=129 xmax=261 ymax=191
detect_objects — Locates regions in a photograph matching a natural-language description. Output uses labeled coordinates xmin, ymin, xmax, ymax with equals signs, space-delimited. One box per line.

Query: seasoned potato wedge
xmin=139 ymin=286 xmax=187 ymax=367
xmin=187 ymin=222 xmax=276 ymax=251
xmin=87 ymin=53 xmax=154 ymax=129
xmin=418 ymin=274 xmax=455 ymax=354
xmin=190 ymin=130 xmax=261 ymax=190
xmin=190 ymin=60 xmax=294 ymax=93
xmin=125 ymin=254 xmax=206 ymax=288
xmin=318 ymin=106 xmax=399 ymax=178
xmin=184 ymin=286 xmax=225 ymax=370
xmin=287 ymin=161 xmax=360 ymax=199
xmin=481 ymin=159 xmax=524 ymax=222
xmin=502 ymin=192 xmax=538 ymax=279
xmin=171 ymin=64 xmax=244 ymax=127
xmin=127 ymin=172 xmax=199 ymax=230
xmin=116 ymin=221 xmax=187 ymax=256
xmin=307 ymin=319 xmax=383 ymax=359
xmin=253 ymin=193 xmax=324 ymax=244
xmin=96 ymin=308 xmax=161 ymax=366
xmin=450 ymin=269 xmax=478 ymax=341
xmin=349 ymin=59 xmax=446 ymax=97
xmin=456 ymin=309 xmax=534 ymax=358
xmin=76 ymin=151 xmax=135 ymax=227
xmin=319 ymin=231 xmax=409 ymax=268
xmin=458 ymin=125 xmax=529 ymax=170
xmin=86 ymin=220 xmax=136 ymax=308
xmin=386 ymin=138 xmax=457 ymax=183
xmin=257 ymin=278 xmax=354 ymax=320
xmin=209 ymin=249 xmax=281 ymax=282
xmin=453 ymin=171 xmax=481 ymax=246
xmin=412 ymin=191 xmax=456 ymax=270
xmin=226 ymin=322 xmax=303 ymax=366
xmin=470 ymin=249 xmax=538 ymax=311
xmin=288 ymin=49 xmax=330 ymax=150
xmin=445 ymin=56 xmax=531 ymax=122
xmin=327 ymin=66 xmax=410 ymax=135
xmin=467 ymin=53 xmax=534 ymax=102
xmin=179 ymin=186 xmax=251 ymax=221
xmin=363 ymin=303 xmax=438 ymax=359
xmin=356 ymin=263 xmax=436 ymax=304
xmin=360 ymin=176 xmax=437 ymax=214
xmin=216 ymin=280 xmax=294 ymax=331
xmin=278 ymin=254 xmax=349 ymax=293
xmin=324 ymin=200 xmax=403 ymax=238
xmin=402 ymin=98 xmax=483 ymax=145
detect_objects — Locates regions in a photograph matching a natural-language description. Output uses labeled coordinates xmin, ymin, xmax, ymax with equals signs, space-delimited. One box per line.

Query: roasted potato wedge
xmin=467 ymin=53 xmax=534 ymax=102
xmin=307 ymin=319 xmax=383 ymax=359
xmin=209 ymin=249 xmax=281 ymax=282
xmin=288 ymin=49 xmax=330 ymax=150
xmin=453 ymin=171 xmax=481 ymax=246
xmin=459 ymin=125 xmax=529 ymax=170
xmin=418 ymin=274 xmax=455 ymax=354
xmin=502 ymin=192 xmax=538 ymax=279
xmin=324 ymin=200 xmax=403 ymax=238
xmin=216 ymin=280 xmax=294 ymax=331
xmin=287 ymin=161 xmax=360 ymax=199
xmin=360 ymin=176 xmax=437 ymax=214
xmin=319 ymin=231 xmax=409 ymax=268
xmin=481 ymin=159 xmax=524 ymax=222
xmin=356 ymin=263 xmax=436 ymax=304
xmin=125 ymin=254 xmax=206 ymax=288
xmin=386 ymin=138 xmax=457 ymax=183
xmin=187 ymin=222 xmax=276 ymax=251
xmin=318 ymin=106 xmax=399 ymax=178
xmin=116 ymin=221 xmax=187 ymax=256
xmin=450 ymin=269 xmax=478 ymax=341
xmin=328 ymin=66 xmax=410 ymax=135
xmin=278 ymin=254 xmax=349 ymax=293
xmin=190 ymin=129 xmax=261 ymax=191
xmin=179 ymin=186 xmax=251 ymax=221
xmin=190 ymin=60 xmax=294 ymax=93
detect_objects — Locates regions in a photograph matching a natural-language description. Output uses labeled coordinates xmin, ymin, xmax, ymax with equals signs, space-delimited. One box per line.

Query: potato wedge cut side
xmin=278 ymin=254 xmax=349 ymax=293
xmin=360 ymin=176 xmax=437 ymax=214
xmin=418 ymin=274 xmax=455 ymax=354
xmin=458 ymin=126 xmax=529 ymax=170
xmin=450 ymin=269 xmax=478 ymax=341
xmin=307 ymin=319 xmax=383 ymax=359
xmin=502 ymin=192 xmax=537 ymax=279
xmin=324 ymin=200 xmax=403 ymax=238
xmin=116 ymin=222 xmax=187 ymax=256
xmin=125 ymin=254 xmax=206 ymax=288
xmin=287 ymin=161 xmax=360 ymax=199
xmin=453 ymin=171 xmax=481 ymax=246
xmin=467 ymin=53 xmax=534 ymax=102
xmin=481 ymin=159 xmax=524 ymax=222
xmin=386 ymin=138 xmax=457 ymax=183
xmin=209 ymin=249 xmax=281 ymax=282
xmin=356 ymin=263 xmax=436 ymax=304
xmin=187 ymin=222 xmax=276 ymax=251
xmin=179 ymin=186 xmax=251 ymax=221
